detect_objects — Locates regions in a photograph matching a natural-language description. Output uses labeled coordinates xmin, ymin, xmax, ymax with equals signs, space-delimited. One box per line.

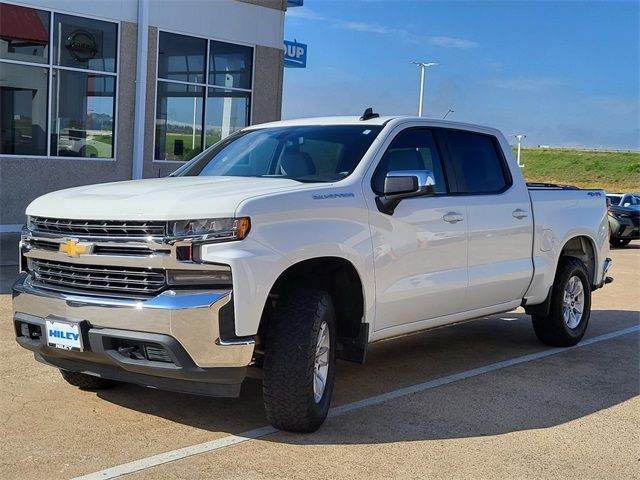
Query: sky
xmin=282 ymin=0 xmax=640 ymax=150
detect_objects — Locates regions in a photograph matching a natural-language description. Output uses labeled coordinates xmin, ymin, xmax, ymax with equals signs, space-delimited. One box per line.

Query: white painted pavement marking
xmin=74 ymin=325 xmax=639 ymax=480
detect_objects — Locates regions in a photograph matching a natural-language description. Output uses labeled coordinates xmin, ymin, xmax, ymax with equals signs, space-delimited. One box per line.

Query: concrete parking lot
xmin=1 ymin=245 xmax=638 ymax=480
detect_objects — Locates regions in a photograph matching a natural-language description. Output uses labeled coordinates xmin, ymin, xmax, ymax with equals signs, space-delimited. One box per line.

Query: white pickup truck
xmin=13 ymin=113 xmax=612 ymax=432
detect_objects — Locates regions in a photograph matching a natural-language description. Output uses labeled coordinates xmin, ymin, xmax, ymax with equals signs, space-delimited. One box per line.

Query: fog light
xmin=166 ymin=269 xmax=232 ymax=286
xmin=20 ymin=323 xmax=29 ymax=337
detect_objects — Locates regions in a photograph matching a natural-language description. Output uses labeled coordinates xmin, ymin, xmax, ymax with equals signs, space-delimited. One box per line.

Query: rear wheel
xmin=262 ymin=288 xmax=336 ymax=433
xmin=532 ymin=257 xmax=591 ymax=347
xmin=59 ymin=370 xmax=117 ymax=390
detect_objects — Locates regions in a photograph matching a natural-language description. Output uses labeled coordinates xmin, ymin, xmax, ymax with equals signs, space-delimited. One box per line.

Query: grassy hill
xmin=516 ymin=148 xmax=639 ymax=193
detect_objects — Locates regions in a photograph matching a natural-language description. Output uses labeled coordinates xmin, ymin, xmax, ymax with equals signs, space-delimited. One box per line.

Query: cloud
xmin=334 ymin=19 xmax=391 ymax=34
xmin=492 ymin=76 xmax=566 ymax=92
xmin=285 ymin=8 xmax=325 ymax=21
xmin=287 ymin=7 xmax=477 ymax=49
xmin=430 ymin=36 xmax=478 ymax=49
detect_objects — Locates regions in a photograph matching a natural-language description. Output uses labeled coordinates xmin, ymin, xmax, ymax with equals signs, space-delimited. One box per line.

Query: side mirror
xmin=376 ymin=170 xmax=436 ymax=215
xmin=623 ymin=202 xmax=631 ymax=207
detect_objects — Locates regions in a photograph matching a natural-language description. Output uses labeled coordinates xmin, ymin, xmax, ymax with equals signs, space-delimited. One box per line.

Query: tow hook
xmin=117 ymin=345 xmax=145 ymax=360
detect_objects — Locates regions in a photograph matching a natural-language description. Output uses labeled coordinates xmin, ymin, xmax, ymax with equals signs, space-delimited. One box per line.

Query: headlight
xmin=608 ymin=211 xmax=627 ymax=220
xmin=168 ymin=217 xmax=250 ymax=241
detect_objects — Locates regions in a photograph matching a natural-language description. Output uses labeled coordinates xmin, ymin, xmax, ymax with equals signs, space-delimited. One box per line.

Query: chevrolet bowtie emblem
xmin=59 ymin=240 xmax=91 ymax=257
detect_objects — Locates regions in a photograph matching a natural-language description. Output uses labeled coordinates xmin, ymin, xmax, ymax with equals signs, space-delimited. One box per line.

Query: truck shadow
xmin=613 ymin=243 xmax=640 ymax=250
xmin=96 ymin=309 xmax=639 ymax=444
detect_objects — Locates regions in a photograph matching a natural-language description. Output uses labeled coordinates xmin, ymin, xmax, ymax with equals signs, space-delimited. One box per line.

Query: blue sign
xmin=284 ymin=40 xmax=307 ymax=68
xmin=287 ymin=0 xmax=304 ymax=6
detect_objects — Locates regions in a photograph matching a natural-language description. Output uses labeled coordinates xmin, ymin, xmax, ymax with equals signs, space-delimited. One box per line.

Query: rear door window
xmin=444 ymin=130 xmax=510 ymax=194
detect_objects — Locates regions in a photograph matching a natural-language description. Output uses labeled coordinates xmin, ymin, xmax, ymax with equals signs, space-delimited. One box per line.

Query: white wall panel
xmin=7 ymin=0 xmax=137 ymax=22
xmin=149 ymin=0 xmax=284 ymax=49
xmin=10 ymin=0 xmax=285 ymax=49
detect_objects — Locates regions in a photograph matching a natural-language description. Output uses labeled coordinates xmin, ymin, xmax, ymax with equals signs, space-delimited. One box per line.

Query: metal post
xmin=192 ymin=97 xmax=197 ymax=149
xmin=514 ymin=134 xmax=526 ymax=168
xmin=418 ymin=65 xmax=425 ymax=117
xmin=132 ymin=0 xmax=150 ymax=179
xmin=411 ymin=61 xmax=438 ymax=118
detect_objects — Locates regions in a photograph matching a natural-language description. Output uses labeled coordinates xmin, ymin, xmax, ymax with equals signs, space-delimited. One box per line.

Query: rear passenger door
xmin=442 ymin=129 xmax=533 ymax=311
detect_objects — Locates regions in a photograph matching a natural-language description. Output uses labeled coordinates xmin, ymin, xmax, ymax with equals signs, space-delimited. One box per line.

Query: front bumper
xmin=609 ymin=215 xmax=640 ymax=240
xmin=12 ymin=273 xmax=255 ymax=397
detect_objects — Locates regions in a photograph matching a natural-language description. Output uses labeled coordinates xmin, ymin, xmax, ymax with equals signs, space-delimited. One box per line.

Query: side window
xmin=445 ymin=130 xmax=510 ymax=194
xmin=372 ymin=129 xmax=447 ymax=195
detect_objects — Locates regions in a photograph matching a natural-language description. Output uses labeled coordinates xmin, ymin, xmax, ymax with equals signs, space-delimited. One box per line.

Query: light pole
xmin=513 ymin=134 xmax=526 ymax=168
xmin=443 ymin=109 xmax=454 ymax=119
xmin=410 ymin=61 xmax=439 ymax=117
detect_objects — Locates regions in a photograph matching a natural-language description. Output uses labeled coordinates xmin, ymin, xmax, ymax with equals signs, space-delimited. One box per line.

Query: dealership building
xmin=0 ymin=0 xmax=297 ymax=230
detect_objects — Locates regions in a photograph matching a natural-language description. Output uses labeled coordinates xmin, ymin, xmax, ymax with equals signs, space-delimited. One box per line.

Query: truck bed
xmin=524 ymin=187 xmax=609 ymax=305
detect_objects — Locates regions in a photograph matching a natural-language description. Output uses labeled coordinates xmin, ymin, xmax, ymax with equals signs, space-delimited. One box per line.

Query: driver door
xmin=366 ymin=127 xmax=468 ymax=333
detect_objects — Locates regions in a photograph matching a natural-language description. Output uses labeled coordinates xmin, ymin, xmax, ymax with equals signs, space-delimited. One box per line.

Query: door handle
xmin=443 ymin=212 xmax=464 ymax=223
xmin=512 ymin=209 xmax=529 ymax=219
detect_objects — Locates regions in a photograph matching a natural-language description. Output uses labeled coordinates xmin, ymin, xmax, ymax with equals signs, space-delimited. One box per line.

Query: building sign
xmin=65 ymin=29 xmax=98 ymax=61
xmin=284 ymin=40 xmax=307 ymax=68
xmin=287 ymin=1 xmax=304 ymax=7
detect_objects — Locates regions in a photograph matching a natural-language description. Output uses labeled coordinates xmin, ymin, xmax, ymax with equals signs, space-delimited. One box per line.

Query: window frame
xmin=439 ymin=128 xmax=513 ymax=196
xmin=153 ymin=28 xmax=255 ymax=164
xmin=370 ymin=127 xmax=452 ymax=196
xmin=0 ymin=1 xmax=120 ymax=161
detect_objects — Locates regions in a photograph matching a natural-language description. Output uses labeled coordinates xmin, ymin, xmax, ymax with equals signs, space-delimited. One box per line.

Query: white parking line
xmin=74 ymin=325 xmax=639 ymax=480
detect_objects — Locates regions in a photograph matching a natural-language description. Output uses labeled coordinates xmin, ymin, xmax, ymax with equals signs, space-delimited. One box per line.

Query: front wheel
xmin=532 ymin=257 xmax=591 ymax=347
xmin=262 ymin=288 xmax=336 ymax=433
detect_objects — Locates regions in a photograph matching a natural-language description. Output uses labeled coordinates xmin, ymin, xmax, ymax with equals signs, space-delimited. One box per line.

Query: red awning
xmin=0 ymin=3 xmax=48 ymax=45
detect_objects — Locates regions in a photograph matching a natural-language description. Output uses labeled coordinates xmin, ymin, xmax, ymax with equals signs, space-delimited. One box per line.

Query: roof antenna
xmin=360 ymin=107 xmax=379 ymax=121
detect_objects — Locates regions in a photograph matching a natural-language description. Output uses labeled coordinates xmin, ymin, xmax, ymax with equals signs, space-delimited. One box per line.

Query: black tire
xmin=59 ymin=370 xmax=117 ymax=390
xmin=610 ymin=237 xmax=631 ymax=248
xmin=532 ymin=257 xmax=591 ymax=347
xmin=262 ymin=288 xmax=336 ymax=433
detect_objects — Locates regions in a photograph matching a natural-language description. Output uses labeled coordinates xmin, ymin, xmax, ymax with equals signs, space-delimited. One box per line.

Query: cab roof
xmin=243 ymin=115 xmax=503 ymax=137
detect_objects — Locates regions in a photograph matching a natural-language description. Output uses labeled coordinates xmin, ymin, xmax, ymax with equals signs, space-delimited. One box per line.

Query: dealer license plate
xmin=45 ymin=319 xmax=83 ymax=351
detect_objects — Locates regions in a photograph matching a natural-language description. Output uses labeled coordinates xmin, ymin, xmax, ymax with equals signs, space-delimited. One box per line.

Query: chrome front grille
xmin=28 ymin=258 xmax=166 ymax=297
xmin=29 ymin=217 xmax=166 ymax=238
xmin=25 ymin=238 xmax=167 ymax=257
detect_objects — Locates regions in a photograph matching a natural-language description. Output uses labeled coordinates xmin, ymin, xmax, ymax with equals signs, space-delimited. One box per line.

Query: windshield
xmin=172 ymin=125 xmax=383 ymax=182
xmin=622 ymin=194 xmax=640 ymax=208
xmin=607 ymin=195 xmax=622 ymax=205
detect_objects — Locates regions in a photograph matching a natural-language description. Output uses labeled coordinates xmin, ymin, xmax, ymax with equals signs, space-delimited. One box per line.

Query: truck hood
xmin=26 ymin=176 xmax=312 ymax=220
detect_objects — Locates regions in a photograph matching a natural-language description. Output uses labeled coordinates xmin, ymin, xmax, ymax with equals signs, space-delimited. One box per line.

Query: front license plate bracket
xmin=44 ymin=317 xmax=85 ymax=352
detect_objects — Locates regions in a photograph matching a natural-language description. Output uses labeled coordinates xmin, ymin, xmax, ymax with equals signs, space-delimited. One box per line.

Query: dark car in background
xmin=607 ymin=193 xmax=640 ymax=247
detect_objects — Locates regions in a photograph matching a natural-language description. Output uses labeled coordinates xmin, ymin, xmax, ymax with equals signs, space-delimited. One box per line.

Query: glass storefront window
xmin=158 ymin=32 xmax=206 ymax=83
xmin=205 ymin=88 xmax=250 ymax=148
xmin=209 ymin=41 xmax=252 ymax=90
xmin=155 ymin=82 xmax=204 ymax=161
xmin=155 ymin=32 xmax=253 ymax=161
xmin=53 ymin=14 xmax=118 ymax=73
xmin=0 ymin=3 xmax=118 ymax=158
xmin=0 ymin=63 xmax=49 ymax=155
xmin=50 ymin=70 xmax=115 ymax=158
xmin=0 ymin=4 xmax=50 ymax=64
